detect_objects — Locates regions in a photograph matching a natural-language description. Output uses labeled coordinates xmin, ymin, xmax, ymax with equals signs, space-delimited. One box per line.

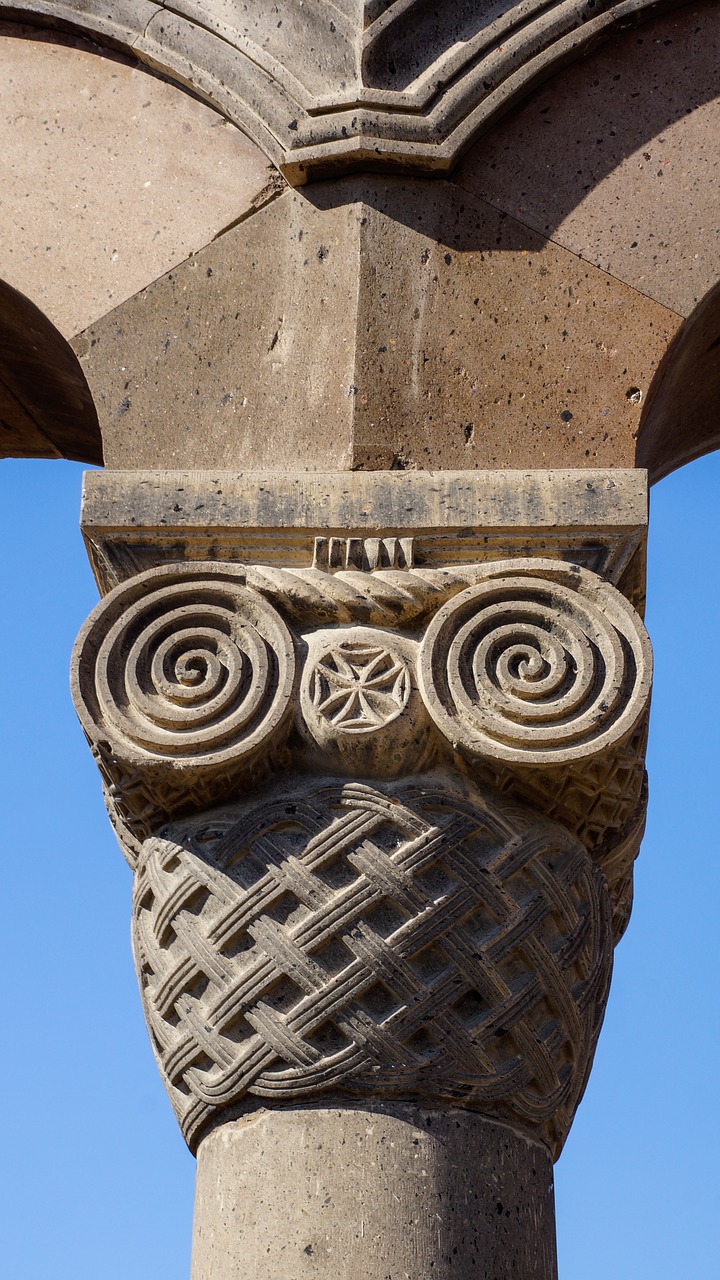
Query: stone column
xmin=71 ymin=467 xmax=650 ymax=1279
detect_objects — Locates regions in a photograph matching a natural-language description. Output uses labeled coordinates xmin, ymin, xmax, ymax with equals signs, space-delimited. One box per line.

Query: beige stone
xmin=132 ymin=772 xmax=612 ymax=1157
xmin=72 ymin=469 xmax=649 ymax=935
xmin=74 ymin=177 xmax=678 ymax=473
xmin=191 ymin=1108 xmax=558 ymax=1280
xmin=73 ymin=187 xmax=359 ymax=471
xmin=0 ymin=23 xmax=277 ymax=337
xmin=418 ymin=559 xmax=652 ymax=768
xmin=68 ymin=450 xmax=652 ymax=1279
xmin=79 ymin=467 xmax=648 ymax=597
xmin=3 ymin=0 xmax=703 ymax=180
xmin=0 ymin=3 xmax=691 ymax=1276
xmin=455 ymin=0 xmax=720 ymax=319
xmin=638 ymin=279 xmax=720 ymax=482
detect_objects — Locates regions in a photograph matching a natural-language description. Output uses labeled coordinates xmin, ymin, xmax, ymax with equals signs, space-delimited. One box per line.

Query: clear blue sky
xmin=1 ymin=455 xmax=718 ymax=1279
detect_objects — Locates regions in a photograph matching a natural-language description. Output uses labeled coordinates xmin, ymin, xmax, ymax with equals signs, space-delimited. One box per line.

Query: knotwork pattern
xmin=72 ymin=562 xmax=295 ymax=827
xmin=133 ymin=776 xmax=612 ymax=1155
xmin=419 ymin=559 xmax=652 ymax=766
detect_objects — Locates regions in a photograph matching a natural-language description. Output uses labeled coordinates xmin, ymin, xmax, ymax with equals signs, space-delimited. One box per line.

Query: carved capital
xmin=72 ymin=468 xmax=651 ymax=1153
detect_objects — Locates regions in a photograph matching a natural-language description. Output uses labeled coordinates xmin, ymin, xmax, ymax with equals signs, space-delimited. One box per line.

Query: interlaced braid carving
xmin=471 ymin=737 xmax=648 ymax=944
xmin=133 ymin=776 xmax=613 ymax=1156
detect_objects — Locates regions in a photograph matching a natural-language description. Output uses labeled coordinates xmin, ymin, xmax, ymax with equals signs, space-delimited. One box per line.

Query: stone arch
xmin=1 ymin=0 xmax=715 ymax=180
xmin=2 ymin=2 xmax=719 ymax=475
xmin=0 ymin=22 xmax=276 ymax=342
xmin=0 ymin=279 xmax=102 ymax=463
xmin=638 ymin=280 xmax=720 ymax=482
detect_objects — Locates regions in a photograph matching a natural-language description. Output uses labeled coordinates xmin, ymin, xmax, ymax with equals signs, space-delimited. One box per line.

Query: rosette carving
xmin=419 ymin=559 xmax=652 ymax=767
xmin=297 ymin=627 xmax=433 ymax=778
xmin=72 ymin=563 xmax=296 ymax=833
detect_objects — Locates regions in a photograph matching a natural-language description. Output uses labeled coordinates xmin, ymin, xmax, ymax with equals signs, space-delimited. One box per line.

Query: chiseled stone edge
xmin=80 ymin=468 xmax=647 ymax=598
xmin=82 ymin=468 xmax=647 ymax=533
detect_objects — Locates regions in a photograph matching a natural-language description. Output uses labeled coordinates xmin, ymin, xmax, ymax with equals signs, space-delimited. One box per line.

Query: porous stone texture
xmin=190 ymin=1107 xmax=558 ymax=1280
xmin=74 ymin=177 xmax=678 ymax=472
xmin=73 ymin=188 xmax=359 ymax=471
xmin=455 ymin=0 xmax=720 ymax=320
xmin=0 ymin=23 xmax=277 ymax=337
xmin=79 ymin=465 xmax=648 ymax=589
xmin=1 ymin=0 xmax=706 ymax=180
xmin=71 ymin=466 xmax=651 ymax=1274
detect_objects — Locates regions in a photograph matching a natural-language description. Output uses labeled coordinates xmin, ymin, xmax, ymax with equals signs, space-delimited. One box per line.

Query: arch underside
xmin=638 ymin=281 xmax=720 ymax=484
xmin=0 ymin=280 xmax=102 ymax=464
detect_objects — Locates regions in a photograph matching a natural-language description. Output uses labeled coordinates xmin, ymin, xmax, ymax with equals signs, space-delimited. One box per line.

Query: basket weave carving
xmin=133 ymin=777 xmax=612 ymax=1155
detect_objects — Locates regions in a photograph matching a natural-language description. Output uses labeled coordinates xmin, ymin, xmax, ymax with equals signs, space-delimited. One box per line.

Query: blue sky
xmin=1 ymin=455 xmax=718 ymax=1279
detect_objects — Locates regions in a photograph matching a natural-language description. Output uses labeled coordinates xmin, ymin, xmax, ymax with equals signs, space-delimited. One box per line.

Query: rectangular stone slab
xmin=82 ymin=468 xmax=647 ymax=601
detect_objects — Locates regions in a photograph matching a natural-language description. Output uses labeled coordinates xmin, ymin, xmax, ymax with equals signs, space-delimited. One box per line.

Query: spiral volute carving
xmin=72 ymin=563 xmax=295 ymax=821
xmin=419 ymin=559 xmax=651 ymax=765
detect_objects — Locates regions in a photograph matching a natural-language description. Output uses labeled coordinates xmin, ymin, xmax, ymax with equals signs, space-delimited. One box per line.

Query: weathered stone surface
xmin=455 ymin=0 xmax=720 ymax=320
xmin=191 ymin=1108 xmax=558 ymax=1280
xmin=2 ymin=0 xmax=706 ymax=180
xmin=73 ymin=469 xmax=649 ymax=937
xmin=346 ymin=179 xmax=679 ymax=472
xmin=74 ymin=177 xmax=678 ymax=472
xmin=0 ymin=23 xmax=277 ymax=337
xmin=79 ymin=467 xmax=648 ymax=599
xmin=72 ymin=561 xmax=297 ymax=840
xmin=133 ymin=772 xmax=613 ymax=1157
xmin=418 ymin=559 xmax=651 ymax=768
xmin=72 ymin=556 xmax=650 ymax=839
xmin=73 ymin=188 xmax=359 ymax=471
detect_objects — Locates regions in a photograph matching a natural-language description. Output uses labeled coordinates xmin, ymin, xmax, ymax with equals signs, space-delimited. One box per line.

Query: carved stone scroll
xmin=418 ymin=559 xmax=652 ymax=767
xmin=72 ymin=562 xmax=296 ymax=840
xmin=72 ymin=554 xmax=650 ymax=872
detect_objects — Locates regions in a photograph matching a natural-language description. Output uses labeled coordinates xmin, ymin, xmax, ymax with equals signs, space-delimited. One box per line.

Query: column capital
xmin=71 ymin=465 xmax=651 ymax=1164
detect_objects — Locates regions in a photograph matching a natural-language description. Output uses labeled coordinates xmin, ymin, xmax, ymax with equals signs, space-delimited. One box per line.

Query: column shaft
xmin=191 ymin=1106 xmax=557 ymax=1280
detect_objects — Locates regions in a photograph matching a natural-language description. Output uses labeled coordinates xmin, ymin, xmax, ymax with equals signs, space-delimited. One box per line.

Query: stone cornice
xmin=80 ymin=468 xmax=647 ymax=605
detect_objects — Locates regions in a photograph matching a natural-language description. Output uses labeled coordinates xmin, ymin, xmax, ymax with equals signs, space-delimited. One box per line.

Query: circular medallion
xmin=72 ymin=562 xmax=296 ymax=823
xmin=309 ymin=639 xmax=410 ymax=734
xmin=418 ymin=560 xmax=651 ymax=766
xmin=299 ymin=628 xmax=430 ymax=776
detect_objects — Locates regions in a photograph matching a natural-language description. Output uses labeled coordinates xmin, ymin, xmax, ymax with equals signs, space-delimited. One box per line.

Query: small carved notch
xmin=312 ymin=536 xmax=414 ymax=571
